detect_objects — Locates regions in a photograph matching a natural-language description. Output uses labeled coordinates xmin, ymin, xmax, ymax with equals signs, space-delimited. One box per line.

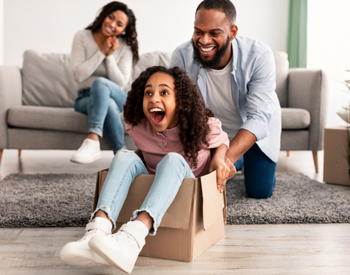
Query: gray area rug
xmin=0 ymin=172 xmax=349 ymax=227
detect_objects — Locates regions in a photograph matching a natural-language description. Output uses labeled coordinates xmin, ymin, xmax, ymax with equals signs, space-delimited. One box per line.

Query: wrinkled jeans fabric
xmin=92 ymin=150 xmax=195 ymax=235
xmin=74 ymin=77 xmax=127 ymax=151
xmin=234 ymin=143 xmax=277 ymax=199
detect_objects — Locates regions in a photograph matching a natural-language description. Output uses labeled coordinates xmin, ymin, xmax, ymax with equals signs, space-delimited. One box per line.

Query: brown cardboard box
xmin=93 ymin=168 xmax=226 ymax=262
xmin=324 ymin=126 xmax=350 ymax=186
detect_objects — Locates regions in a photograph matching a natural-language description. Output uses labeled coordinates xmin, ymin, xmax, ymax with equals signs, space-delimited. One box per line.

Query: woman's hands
xmin=101 ymin=36 xmax=120 ymax=56
xmin=209 ymin=144 xmax=232 ymax=193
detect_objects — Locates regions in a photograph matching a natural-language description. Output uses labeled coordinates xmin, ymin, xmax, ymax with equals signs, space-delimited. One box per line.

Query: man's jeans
xmin=74 ymin=77 xmax=127 ymax=151
xmin=234 ymin=143 xmax=277 ymax=199
xmin=92 ymin=150 xmax=195 ymax=235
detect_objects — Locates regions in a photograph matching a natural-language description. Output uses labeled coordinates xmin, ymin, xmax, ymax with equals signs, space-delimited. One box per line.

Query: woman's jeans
xmin=234 ymin=143 xmax=277 ymax=199
xmin=74 ymin=77 xmax=127 ymax=151
xmin=92 ymin=150 xmax=195 ymax=235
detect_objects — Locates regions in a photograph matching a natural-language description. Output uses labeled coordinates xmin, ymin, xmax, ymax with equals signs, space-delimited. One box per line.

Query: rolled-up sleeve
xmin=207 ymin=118 xmax=230 ymax=149
xmin=240 ymin=50 xmax=276 ymax=141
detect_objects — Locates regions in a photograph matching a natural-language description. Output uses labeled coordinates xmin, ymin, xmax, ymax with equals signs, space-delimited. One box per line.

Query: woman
xmin=70 ymin=1 xmax=139 ymax=164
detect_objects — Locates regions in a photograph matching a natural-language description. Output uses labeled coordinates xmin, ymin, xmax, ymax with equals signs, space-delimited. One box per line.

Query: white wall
xmin=3 ymin=0 xmax=288 ymax=67
xmin=308 ymin=0 xmax=350 ymax=127
xmin=0 ymin=0 xmax=3 ymax=65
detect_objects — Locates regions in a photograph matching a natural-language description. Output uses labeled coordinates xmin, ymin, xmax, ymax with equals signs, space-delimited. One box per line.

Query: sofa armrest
xmin=0 ymin=65 xmax=22 ymax=149
xmin=288 ymin=68 xmax=329 ymax=151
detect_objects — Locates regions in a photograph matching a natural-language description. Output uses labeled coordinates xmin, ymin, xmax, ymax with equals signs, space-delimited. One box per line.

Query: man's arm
xmin=226 ymin=129 xmax=256 ymax=165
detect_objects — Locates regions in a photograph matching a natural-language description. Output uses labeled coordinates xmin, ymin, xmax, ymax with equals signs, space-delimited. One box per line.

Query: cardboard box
xmin=324 ymin=126 xmax=350 ymax=186
xmin=93 ymin=169 xmax=227 ymax=262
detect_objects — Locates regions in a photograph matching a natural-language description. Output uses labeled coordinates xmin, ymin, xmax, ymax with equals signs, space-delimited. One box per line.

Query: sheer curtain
xmin=307 ymin=0 xmax=350 ymax=127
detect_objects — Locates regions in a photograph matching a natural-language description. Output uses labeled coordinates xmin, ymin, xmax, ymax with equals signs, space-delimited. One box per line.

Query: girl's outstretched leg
xmin=89 ymin=153 xmax=194 ymax=273
xmin=60 ymin=150 xmax=148 ymax=267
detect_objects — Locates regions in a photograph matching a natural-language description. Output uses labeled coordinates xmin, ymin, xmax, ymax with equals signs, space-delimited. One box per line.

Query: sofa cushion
xmin=22 ymin=50 xmax=78 ymax=108
xmin=281 ymin=108 xmax=310 ymax=129
xmin=124 ymin=51 xmax=172 ymax=92
xmin=274 ymin=52 xmax=289 ymax=108
xmin=7 ymin=106 xmax=88 ymax=134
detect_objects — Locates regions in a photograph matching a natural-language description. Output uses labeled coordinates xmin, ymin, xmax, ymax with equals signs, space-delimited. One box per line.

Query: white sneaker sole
xmin=60 ymin=242 xmax=110 ymax=267
xmin=70 ymin=153 xmax=101 ymax=164
xmin=89 ymin=236 xmax=134 ymax=274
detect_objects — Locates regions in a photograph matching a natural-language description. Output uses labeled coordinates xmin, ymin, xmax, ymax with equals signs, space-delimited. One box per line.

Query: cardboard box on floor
xmin=324 ymin=126 xmax=350 ymax=186
xmin=93 ymin=168 xmax=227 ymax=262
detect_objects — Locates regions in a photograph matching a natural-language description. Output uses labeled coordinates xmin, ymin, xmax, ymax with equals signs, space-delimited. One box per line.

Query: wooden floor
xmin=0 ymin=149 xmax=350 ymax=274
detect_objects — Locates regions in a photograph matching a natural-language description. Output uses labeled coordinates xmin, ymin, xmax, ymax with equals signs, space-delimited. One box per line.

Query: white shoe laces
xmin=78 ymin=229 xmax=104 ymax=242
xmin=112 ymin=231 xmax=138 ymax=246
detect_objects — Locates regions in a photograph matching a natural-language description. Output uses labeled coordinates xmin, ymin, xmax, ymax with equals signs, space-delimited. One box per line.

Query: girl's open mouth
xmin=150 ymin=108 xmax=165 ymax=124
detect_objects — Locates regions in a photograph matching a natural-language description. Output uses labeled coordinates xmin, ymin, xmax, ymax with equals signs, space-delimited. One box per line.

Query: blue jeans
xmin=234 ymin=143 xmax=277 ymax=199
xmin=74 ymin=78 xmax=127 ymax=151
xmin=92 ymin=150 xmax=195 ymax=235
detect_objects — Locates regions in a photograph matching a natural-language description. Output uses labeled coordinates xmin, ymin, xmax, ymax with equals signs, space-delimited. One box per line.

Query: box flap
xmin=200 ymin=171 xmax=225 ymax=230
xmin=94 ymin=170 xmax=196 ymax=230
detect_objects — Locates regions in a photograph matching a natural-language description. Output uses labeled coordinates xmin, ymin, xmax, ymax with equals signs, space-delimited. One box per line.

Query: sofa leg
xmin=18 ymin=149 xmax=22 ymax=157
xmin=287 ymin=151 xmax=290 ymax=157
xmin=0 ymin=150 xmax=3 ymax=168
xmin=312 ymin=151 xmax=319 ymax=174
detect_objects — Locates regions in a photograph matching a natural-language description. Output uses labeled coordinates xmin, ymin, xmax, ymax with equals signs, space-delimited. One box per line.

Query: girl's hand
xmin=106 ymin=36 xmax=120 ymax=56
xmin=209 ymin=157 xmax=230 ymax=193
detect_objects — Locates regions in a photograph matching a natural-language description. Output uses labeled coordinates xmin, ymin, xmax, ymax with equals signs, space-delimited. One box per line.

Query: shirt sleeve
xmin=240 ymin=49 xmax=277 ymax=141
xmin=106 ymin=43 xmax=133 ymax=90
xmin=125 ymin=122 xmax=133 ymax=137
xmin=206 ymin=117 xmax=230 ymax=149
xmin=170 ymin=48 xmax=185 ymax=70
xmin=70 ymin=30 xmax=106 ymax=83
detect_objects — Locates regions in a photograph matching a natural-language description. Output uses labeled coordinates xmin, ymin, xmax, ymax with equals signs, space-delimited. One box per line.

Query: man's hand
xmin=209 ymin=155 xmax=230 ymax=194
xmin=225 ymin=157 xmax=237 ymax=179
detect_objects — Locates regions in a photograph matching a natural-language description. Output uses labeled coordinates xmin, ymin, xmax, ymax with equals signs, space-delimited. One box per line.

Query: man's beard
xmin=192 ymin=36 xmax=231 ymax=70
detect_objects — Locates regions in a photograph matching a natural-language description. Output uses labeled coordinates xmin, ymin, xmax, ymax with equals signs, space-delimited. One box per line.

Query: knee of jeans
xmin=113 ymin=149 xmax=139 ymax=161
xmin=156 ymin=153 xmax=185 ymax=167
xmin=107 ymin=98 xmax=120 ymax=113
xmin=246 ymin=184 xmax=274 ymax=199
xmin=91 ymin=77 xmax=109 ymax=92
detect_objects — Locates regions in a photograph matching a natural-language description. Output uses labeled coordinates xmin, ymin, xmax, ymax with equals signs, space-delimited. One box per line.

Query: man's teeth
xmin=150 ymin=108 xmax=164 ymax=112
xmin=201 ymin=47 xmax=214 ymax=52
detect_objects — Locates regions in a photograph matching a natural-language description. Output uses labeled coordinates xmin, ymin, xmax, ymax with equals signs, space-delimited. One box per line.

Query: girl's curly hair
xmin=86 ymin=1 xmax=139 ymax=64
xmin=124 ymin=66 xmax=214 ymax=167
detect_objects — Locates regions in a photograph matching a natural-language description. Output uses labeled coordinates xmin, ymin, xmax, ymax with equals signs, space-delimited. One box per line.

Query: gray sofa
xmin=0 ymin=51 xmax=328 ymax=172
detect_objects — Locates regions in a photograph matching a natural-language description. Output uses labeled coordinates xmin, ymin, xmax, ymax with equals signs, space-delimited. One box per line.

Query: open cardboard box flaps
xmin=93 ymin=169 xmax=227 ymax=262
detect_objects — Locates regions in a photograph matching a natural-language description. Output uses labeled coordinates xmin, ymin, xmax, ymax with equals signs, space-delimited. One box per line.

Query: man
xmin=170 ymin=0 xmax=281 ymax=199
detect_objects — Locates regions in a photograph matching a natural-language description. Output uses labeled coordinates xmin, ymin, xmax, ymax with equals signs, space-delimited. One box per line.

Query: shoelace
xmin=111 ymin=231 xmax=137 ymax=246
xmin=78 ymin=229 xmax=102 ymax=242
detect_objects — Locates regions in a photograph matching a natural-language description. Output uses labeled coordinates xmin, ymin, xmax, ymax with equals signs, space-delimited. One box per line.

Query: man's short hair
xmin=196 ymin=0 xmax=236 ymax=24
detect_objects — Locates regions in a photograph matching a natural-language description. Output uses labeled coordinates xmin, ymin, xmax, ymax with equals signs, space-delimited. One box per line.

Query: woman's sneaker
xmin=88 ymin=222 xmax=146 ymax=274
xmin=70 ymin=138 xmax=101 ymax=164
xmin=60 ymin=221 xmax=111 ymax=267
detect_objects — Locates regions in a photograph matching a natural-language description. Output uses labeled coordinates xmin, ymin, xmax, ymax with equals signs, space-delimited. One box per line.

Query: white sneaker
xmin=60 ymin=221 xmax=111 ymax=267
xmin=89 ymin=223 xmax=146 ymax=274
xmin=70 ymin=138 xmax=101 ymax=164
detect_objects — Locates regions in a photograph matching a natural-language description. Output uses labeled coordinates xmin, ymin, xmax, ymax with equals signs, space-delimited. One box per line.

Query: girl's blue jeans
xmin=234 ymin=143 xmax=277 ymax=199
xmin=74 ymin=77 xmax=127 ymax=151
xmin=92 ymin=150 xmax=195 ymax=235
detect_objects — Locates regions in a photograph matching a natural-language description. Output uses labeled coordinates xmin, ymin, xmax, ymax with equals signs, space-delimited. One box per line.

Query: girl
xmin=70 ymin=1 xmax=139 ymax=164
xmin=60 ymin=66 xmax=230 ymax=274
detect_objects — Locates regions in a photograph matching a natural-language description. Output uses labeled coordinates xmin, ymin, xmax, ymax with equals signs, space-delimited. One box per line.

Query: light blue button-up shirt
xmin=170 ymin=36 xmax=281 ymax=163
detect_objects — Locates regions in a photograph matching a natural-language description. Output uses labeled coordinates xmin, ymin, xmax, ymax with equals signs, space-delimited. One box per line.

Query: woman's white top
xmin=70 ymin=29 xmax=133 ymax=91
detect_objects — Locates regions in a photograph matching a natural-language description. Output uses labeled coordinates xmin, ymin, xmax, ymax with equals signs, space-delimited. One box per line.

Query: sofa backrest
xmin=274 ymin=52 xmax=289 ymax=107
xmin=22 ymin=50 xmax=78 ymax=107
xmin=21 ymin=50 xmax=288 ymax=108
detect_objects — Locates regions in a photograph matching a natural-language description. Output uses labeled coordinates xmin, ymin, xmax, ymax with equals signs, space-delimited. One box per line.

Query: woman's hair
xmin=86 ymin=1 xmax=139 ymax=63
xmin=124 ymin=66 xmax=214 ymax=167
